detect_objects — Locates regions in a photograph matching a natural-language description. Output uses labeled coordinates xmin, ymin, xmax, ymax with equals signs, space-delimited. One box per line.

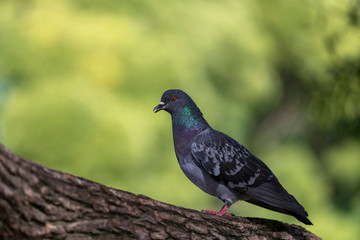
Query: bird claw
xmin=201 ymin=209 xmax=234 ymax=216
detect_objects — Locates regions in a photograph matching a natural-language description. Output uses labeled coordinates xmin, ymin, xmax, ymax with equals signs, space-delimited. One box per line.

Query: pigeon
xmin=153 ymin=89 xmax=312 ymax=225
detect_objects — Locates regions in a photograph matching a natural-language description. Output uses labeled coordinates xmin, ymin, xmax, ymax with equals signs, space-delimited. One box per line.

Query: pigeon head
xmin=154 ymin=89 xmax=209 ymax=130
xmin=153 ymin=89 xmax=196 ymax=114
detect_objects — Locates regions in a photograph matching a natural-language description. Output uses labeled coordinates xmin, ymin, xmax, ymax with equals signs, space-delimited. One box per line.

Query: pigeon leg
xmin=202 ymin=205 xmax=233 ymax=216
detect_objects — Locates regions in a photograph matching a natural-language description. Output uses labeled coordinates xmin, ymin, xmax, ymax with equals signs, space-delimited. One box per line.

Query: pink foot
xmin=202 ymin=205 xmax=233 ymax=216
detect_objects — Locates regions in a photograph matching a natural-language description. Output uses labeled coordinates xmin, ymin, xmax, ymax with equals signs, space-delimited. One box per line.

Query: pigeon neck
xmin=171 ymin=106 xmax=209 ymax=133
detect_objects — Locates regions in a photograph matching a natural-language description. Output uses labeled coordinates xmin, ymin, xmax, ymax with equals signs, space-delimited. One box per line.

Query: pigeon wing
xmin=191 ymin=129 xmax=274 ymax=191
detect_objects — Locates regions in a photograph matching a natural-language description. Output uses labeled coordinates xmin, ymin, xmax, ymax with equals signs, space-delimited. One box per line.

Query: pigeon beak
xmin=153 ymin=102 xmax=165 ymax=113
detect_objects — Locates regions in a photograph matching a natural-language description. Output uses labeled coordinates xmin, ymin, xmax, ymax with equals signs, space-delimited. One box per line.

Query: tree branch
xmin=0 ymin=143 xmax=320 ymax=240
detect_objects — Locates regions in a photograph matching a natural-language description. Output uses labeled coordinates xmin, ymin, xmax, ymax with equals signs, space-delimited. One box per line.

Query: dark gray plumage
xmin=154 ymin=89 xmax=312 ymax=225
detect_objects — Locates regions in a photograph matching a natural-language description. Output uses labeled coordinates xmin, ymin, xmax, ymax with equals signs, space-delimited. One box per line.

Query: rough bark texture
xmin=0 ymin=143 xmax=321 ymax=240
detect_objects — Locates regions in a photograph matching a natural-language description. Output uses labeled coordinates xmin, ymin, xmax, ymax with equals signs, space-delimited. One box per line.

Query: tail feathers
xmin=246 ymin=181 xmax=312 ymax=225
xmin=292 ymin=211 xmax=313 ymax=225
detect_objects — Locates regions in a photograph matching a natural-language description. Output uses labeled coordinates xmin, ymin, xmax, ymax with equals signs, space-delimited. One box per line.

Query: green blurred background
xmin=0 ymin=0 xmax=359 ymax=239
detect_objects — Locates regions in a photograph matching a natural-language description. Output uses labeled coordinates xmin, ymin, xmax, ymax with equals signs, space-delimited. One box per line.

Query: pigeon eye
xmin=171 ymin=97 xmax=176 ymax=102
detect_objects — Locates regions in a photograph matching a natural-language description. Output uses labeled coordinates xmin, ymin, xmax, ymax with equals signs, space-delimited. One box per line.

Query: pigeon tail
xmin=246 ymin=181 xmax=312 ymax=225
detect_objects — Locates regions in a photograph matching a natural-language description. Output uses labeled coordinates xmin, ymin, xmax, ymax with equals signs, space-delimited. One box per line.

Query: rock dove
xmin=153 ymin=89 xmax=312 ymax=225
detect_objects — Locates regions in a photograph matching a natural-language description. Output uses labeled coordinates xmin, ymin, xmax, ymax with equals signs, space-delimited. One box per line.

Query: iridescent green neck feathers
xmin=172 ymin=106 xmax=208 ymax=131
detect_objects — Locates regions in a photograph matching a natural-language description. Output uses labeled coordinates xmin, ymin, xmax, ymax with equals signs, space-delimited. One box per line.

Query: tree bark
xmin=0 ymin=143 xmax=320 ymax=240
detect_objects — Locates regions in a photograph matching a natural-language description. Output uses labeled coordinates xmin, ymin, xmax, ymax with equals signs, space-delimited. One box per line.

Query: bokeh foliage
xmin=0 ymin=0 xmax=359 ymax=239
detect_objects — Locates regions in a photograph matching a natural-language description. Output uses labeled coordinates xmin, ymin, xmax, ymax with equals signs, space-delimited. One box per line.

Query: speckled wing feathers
xmin=191 ymin=129 xmax=274 ymax=191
